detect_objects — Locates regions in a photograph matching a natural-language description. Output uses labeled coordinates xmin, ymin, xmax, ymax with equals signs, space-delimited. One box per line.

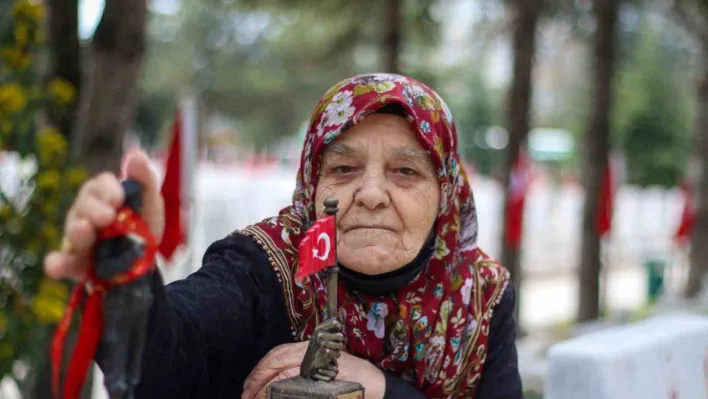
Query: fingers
xmin=314 ymin=318 xmax=343 ymax=333
xmin=320 ymin=340 xmax=345 ymax=351
xmin=242 ymin=342 xmax=308 ymax=399
xmin=123 ymin=151 xmax=157 ymax=193
xmin=318 ymin=332 xmax=344 ymax=345
xmin=44 ymin=251 xmax=89 ymax=280
xmin=316 ymin=330 xmax=344 ymax=352
xmin=322 ymin=348 xmax=342 ymax=359
xmin=123 ymin=150 xmax=164 ymax=239
xmin=71 ymin=193 xmax=117 ymax=229
xmin=314 ymin=366 xmax=338 ymax=381
xmin=79 ymin=172 xmax=125 ymax=209
xmin=63 ymin=217 xmax=96 ymax=253
xmin=64 ymin=172 xmax=123 ymax=249
xmin=313 ymin=373 xmax=331 ymax=382
xmin=314 ymin=363 xmax=339 ymax=381
xmin=44 ymin=172 xmax=124 ymax=282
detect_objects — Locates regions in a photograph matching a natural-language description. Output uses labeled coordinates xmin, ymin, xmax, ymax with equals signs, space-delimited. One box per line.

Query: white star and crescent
xmin=312 ymin=232 xmax=331 ymax=261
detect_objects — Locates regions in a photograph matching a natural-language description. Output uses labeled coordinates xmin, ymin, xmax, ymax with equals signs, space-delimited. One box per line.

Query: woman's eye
xmin=396 ymin=167 xmax=417 ymax=176
xmin=332 ymin=165 xmax=355 ymax=174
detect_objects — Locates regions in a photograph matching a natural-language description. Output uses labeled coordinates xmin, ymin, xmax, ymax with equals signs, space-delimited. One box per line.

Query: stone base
xmin=266 ymin=376 xmax=364 ymax=399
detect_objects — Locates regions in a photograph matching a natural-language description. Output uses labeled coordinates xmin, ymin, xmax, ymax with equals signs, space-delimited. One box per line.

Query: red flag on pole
xmin=158 ymin=111 xmax=186 ymax=261
xmin=297 ymin=215 xmax=336 ymax=281
xmin=504 ymin=147 xmax=530 ymax=249
xmin=674 ymin=180 xmax=696 ymax=245
xmin=596 ymin=155 xmax=616 ymax=238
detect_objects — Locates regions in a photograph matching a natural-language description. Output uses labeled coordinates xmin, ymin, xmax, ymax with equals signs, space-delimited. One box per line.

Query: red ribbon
xmin=50 ymin=207 xmax=158 ymax=399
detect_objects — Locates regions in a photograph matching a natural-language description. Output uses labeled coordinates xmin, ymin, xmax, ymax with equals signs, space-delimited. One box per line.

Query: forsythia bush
xmin=0 ymin=0 xmax=86 ymax=388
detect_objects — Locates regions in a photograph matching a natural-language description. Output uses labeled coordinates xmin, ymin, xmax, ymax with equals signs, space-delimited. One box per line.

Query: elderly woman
xmin=45 ymin=74 xmax=522 ymax=398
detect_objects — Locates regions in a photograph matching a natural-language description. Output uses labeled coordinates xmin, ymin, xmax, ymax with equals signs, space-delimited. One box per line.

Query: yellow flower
xmin=12 ymin=0 xmax=45 ymax=21
xmin=0 ymin=82 xmax=27 ymax=113
xmin=36 ymin=170 xmax=60 ymax=190
xmin=353 ymin=85 xmax=374 ymax=96
xmin=31 ymin=298 xmax=65 ymax=324
xmin=48 ymin=78 xmax=76 ymax=105
xmin=433 ymin=136 xmax=444 ymax=159
xmin=374 ymin=82 xmax=395 ymax=93
xmin=38 ymin=278 xmax=68 ymax=299
xmin=32 ymin=278 xmax=68 ymax=324
xmin=1 ymin=46 xmax=31 ymax=70
xmin=65 ymin=167 xmax=88 ymax=186
xmin=36 ymin=127 xmax=67 ymax=163
xmin=14 ymin=23 xmax=29 ymax=46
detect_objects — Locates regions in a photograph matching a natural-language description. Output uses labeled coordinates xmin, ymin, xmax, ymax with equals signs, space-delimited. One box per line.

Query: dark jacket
xmin=133 ymin=233 xmax=523 ymax=398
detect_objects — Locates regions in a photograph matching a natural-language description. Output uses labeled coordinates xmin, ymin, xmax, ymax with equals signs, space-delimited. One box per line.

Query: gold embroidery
xmin=457 ymin=255 xmax=510 ymax=392
xmin=240 ymin=226 xmax=301 ymax=331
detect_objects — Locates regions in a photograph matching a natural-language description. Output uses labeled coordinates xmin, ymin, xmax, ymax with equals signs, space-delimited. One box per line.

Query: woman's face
xmin=315 ymin=114 xmax=440 ymax=275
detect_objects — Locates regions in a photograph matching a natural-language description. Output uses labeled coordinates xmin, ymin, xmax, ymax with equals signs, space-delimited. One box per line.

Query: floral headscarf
xmin=240 ymin=73 xmax=509 ymax=398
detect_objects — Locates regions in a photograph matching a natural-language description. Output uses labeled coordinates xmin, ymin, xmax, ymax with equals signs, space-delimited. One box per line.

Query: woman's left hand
xmin=241 ymin=341 xmax=386 ymax=399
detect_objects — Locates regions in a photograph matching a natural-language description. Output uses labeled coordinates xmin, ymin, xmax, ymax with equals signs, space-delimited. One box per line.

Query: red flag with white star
xmin=297 ymin=215 xmax=336 ymax=281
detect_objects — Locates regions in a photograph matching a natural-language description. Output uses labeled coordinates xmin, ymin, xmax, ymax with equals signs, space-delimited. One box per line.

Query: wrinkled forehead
xmin=320 ymin=114 xmax=433 ymax=165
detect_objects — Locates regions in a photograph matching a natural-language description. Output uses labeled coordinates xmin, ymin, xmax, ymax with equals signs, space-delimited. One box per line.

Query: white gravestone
xmin=545 ymin=313 xmax=708 ymax=399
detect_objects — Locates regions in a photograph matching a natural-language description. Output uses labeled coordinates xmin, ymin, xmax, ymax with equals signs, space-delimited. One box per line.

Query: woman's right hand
xmin=43 ymin=151 xmax=165 ymax=281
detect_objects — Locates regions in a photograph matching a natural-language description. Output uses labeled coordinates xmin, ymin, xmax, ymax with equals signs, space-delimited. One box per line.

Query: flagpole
xmin=323 ymin=197 xmax=339 ymax=320
xmin=181 ymin=95 xmax=198 ymax=277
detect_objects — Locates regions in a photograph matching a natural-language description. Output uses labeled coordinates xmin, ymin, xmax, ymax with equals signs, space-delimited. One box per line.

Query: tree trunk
xmin=72 ymin=0 xmax=147 ymax=174
xmin=46 ymin=0 xmax=81 ymax=142
xmin=382 ymin=0 xmax=401 ymax=73
xmin=577 ymin=0 xmax=619 ymax=322
xmin=685 ymin=64 xmax=708 ymax=298
xmin=499 ymin=0 xmax=540 ymax=327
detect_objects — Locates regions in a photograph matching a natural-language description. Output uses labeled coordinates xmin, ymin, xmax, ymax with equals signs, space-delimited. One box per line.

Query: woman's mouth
xmin=345 ymin=224 xmax=394 ymax=232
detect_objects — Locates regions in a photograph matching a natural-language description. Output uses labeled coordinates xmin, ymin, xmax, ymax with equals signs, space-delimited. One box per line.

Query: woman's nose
xmin=353 ymin=170 xmax=390 ymax=210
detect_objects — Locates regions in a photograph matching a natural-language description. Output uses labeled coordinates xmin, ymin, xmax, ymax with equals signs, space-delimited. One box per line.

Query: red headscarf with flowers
xmin=240 ymin=73 xmax=509 ymax=398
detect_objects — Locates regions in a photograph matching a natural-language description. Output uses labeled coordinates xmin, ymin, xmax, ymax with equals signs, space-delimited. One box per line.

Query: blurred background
xmin=1 ymin=0 xmax=708 ymax=397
